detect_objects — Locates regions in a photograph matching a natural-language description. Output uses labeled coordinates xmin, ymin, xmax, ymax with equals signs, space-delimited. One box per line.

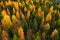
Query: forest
xmin=0 ymin=0 xmax=60 ymax=40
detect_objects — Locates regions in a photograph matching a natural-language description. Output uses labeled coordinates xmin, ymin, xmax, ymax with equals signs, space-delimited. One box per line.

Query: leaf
xmin=33 ymin=18 xmax=37 ymax=30
xmin=57 ymin=18 xmax=60 ymax=25
xmin=41 ymin=18 xmax=44 ymax=26
xmin=35 ymin=34 xmax=41 ymax=40
xmin=12 ymin=34 xmax=18 ymax=40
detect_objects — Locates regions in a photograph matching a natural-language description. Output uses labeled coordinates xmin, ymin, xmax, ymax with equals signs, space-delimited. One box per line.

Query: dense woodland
xmin=0 ymin=0 xmax=60 ymax=40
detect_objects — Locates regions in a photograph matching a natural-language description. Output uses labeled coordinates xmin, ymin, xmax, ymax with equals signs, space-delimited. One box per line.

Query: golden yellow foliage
xmin=26 ymin=0 xmax=30 ymax=5
xmin=58 ymin=13 xmax=60 ymax=17
xmin=0 ymin=0 xmax=59 ymax=40
xmin=50 ymin=29 xmax=58 ymax=38
xmin=41 ymin=0 xmax=44 ymax=3
xmin=24 ymin=7 xmax=27 ymax=12
xmin=29 ymin=4 xmax=35 ymax=11
xmin=38 ymin=12 xmax=40 ymax=17
xmin=7 ymin=9 xmax=10 ymax=15
xmin=53 ymin=9 xmax=57 ymax=14
xmin=19 ymin=2 xmax=24 ymax=8
xmin=12 ymin=15 xmax=18 ymax=23
xmin=50 ymin=6 xmax=54 ymax=13
xmin=45 ymin=0 xmax=49 ymax=3
xmin=57 ymin=10 xmax=60 ymax=17
xmin=2 ymin=30 xmax=9 ymax=40
xmin=30 ymin=0 xmax=33 ymax=4
xmin=1 ymin=15 xmax=12 ymax=27
xmin=38 ymin=7 xmax=41 ymax=13
xmin=36 ymin=0 xmax=40 ymax=3
xmin=19 ymin=3 xmax=22 ymax=7
xmin=5 ymin=0 xmax=12 ymax=6
xmin=0 ymin=1 xmax=4 ymax=7
xmin=41 ymin=32 xmax=46 ymax=39
xmin=46 ymin=12 xmax=52 ymax=22
xmin=44 ymin=23 xmax=50 ymax=30
xmin=16 ymin=11 xmax=20 ymax=19
xmin=22 ymin=1 xmax=25 ymax=7
xmin=38 ymin=11 xmax=44 ymax=18
xmin=57 ymin=4 xmax=60 ymax=8
xmin=40 ymin=11 xmax=44 ymax=18
xmin=20 ymin=12 xmax=25 ymax=19
xmin=29 ymin=4 xmax=33 ymax=11
xmin=32 ymin=4 xmax=35 ymax=10
xmin=26 ymin=10 xmax=30 ymax=19
xmin=12 ymin=2 xmax=19 ymax=10
xmin=13 ymin=8 xmax=15 ymax=14
xmin=2 ymin=10 xmax=7 ymax=16
xmin=17 ymin=0 xmax=20 ymax=2
xmin=18 ymin=27 xmax=25 ymax=40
